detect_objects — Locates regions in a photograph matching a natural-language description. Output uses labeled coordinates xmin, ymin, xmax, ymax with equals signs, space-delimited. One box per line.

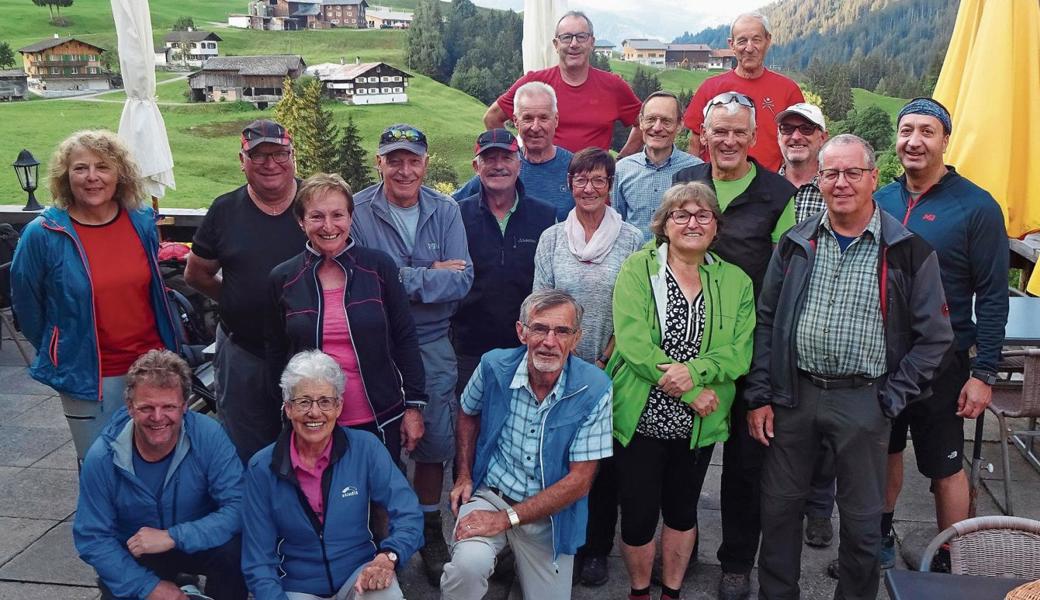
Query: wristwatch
xmin=405 ymin=403 xmax=425 ymax=413
xmin=379 ymin=550 xmax=399 ymax=567
xmin=971 ymin=370 xmax=997 ymax=386
xmin=505 ymin=507 xmax=521 ymax=528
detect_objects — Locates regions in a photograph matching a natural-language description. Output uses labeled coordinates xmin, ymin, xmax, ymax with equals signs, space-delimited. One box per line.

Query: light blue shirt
xmin=613 ymin=146 xmax=702 ymax=242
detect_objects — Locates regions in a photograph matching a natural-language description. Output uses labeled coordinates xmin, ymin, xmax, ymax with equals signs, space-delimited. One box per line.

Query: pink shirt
xmin=322 ymin=286 xmax=376 ymax=426
xmin=290 ymin=432 xmax=333 ymax=522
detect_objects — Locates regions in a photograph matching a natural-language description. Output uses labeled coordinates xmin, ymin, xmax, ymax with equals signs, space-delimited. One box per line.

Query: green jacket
xmin=607 ymin=241 xmax=756 ymax=449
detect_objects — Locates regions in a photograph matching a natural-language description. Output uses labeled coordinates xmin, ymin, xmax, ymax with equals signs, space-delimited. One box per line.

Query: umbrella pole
xmin=152 ymin=195 xmax=163 ymax=240
xmin=968 ymin=411 xmax=985 ymax=517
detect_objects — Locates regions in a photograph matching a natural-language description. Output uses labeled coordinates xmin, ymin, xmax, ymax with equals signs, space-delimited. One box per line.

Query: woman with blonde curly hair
xmin=12 ymin=130 xmax=180 ymax=466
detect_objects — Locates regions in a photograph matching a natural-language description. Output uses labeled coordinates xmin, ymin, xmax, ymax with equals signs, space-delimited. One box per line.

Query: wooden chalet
xmin=188 ymin=54 xmax=305 ymax=108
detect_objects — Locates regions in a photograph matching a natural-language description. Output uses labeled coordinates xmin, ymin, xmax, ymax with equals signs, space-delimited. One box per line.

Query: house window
xmin=51 ymin=67 xmax=61 ymax=74
xmin=356 ymin=88 xmax=366 ymax=94
xmin=393 ymin=87 xmax=402 ymax=93
xmin=89 ymin=54 xmax=97 ymax=61
xmin=390 ymin=76 xmax=401 ymax=82
xmin=380 ymin=76 xmax=390 ymax=82
xmin=89 ymin=67 xmax=98 ymax=74
xmin=381 ymin=87 xmax=391 ymax=93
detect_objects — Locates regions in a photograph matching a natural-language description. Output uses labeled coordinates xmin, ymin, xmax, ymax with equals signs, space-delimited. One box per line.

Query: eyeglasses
xmin=669 ymin=209 xmax=716 ymax=225
xmin=640 ymin=115 xmax=678 ymax=129
xmin=289 ymin=396 xmax=340 ymax=412
xmin=703 ymin=92 xmax=754 ymax=117
xmin=380 ymin=127 xmax=427 ymax=145
xmin=571 ymin=175 xmax=610 ymax=190
xmin=778 ymin=122 xmax=820 ymax=136
xmin=524 ymin=323 xmax=578 ymax=339
xmin=556 ymin=32 xmax=592 ymax=44
xmin=819 ymin=168 xmax=870 ymax=183
xmin=708 ymin=128 xmax=751 ymax=140
xmin=246 ymin=150 xmax=292 ymax=164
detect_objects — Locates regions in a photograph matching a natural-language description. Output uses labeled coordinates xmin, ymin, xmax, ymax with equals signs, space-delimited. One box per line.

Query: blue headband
xmin=898 ymin=98 xmax=952 ymax=135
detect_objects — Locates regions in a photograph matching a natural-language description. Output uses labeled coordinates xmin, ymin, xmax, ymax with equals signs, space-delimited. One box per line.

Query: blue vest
xmin=471 ymin=347 xmax=612 ymax=558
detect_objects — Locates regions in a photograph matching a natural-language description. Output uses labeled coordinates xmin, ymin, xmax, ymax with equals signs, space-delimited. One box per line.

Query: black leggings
xmin=616 ymin=433 xmax=715 ymax=546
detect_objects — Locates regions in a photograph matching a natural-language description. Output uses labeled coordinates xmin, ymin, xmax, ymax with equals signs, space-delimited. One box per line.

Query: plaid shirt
xmin=614 ymin=146 xmax=702 ymax=242
xmin=779 ymin=166 xmax=826 ymax=222
xmin=795 ymin=207 xmax=887 ymax=377
xmin=460 ymin=354 xmax=613 ymax=501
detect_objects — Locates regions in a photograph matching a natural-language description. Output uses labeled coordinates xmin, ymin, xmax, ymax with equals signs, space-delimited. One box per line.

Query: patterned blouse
xmin=636 ymin=267 xmax=706 ymax=440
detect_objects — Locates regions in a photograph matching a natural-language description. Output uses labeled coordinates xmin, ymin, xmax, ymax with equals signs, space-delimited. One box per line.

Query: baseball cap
xmin=241 ymin=119 xmax=292 ymax=151
xmin=378 ymin=124 xmax=428 ymax=156
xmin=474 ymin=129 xmax=519 ymax=156
xmin=775 ymin=103 xmax=827 ymax=132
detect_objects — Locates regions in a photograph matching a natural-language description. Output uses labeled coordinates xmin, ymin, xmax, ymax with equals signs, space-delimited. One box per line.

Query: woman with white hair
xmin=242 ymin=350 xmax=423 ymax=600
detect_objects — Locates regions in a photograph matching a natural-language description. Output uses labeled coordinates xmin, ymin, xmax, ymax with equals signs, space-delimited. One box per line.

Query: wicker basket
xmin=1006 ymin=579 xmax=1040 ymax=600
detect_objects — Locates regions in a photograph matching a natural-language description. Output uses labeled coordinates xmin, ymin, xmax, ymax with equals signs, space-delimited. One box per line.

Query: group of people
xmin=7 ymin=7 xmax=1010 ymax=600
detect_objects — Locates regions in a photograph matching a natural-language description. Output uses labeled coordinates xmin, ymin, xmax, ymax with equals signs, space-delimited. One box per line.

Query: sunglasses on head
xmin=703 ymin=92 xmax=754 ymax=117
xmin=380 ymin=127 xmax=426 ymax=145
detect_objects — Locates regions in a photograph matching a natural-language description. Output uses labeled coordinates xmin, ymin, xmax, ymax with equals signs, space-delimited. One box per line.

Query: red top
xmin=497 ymin=66 xmax=642 ymax=153
xmin=290 ymin=432 xmax=333 ymax=523
xmin=682 ymin=68 xmax=805 ymax=172
xmin=321 ymin=286 xmax=375 ymax=426
xmin=72 ymin=208 xmax=164 ymax=377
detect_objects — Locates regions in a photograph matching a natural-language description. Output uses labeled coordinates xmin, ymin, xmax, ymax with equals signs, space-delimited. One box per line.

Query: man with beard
xmin=441 ymin=289 xmax=613 ymax=600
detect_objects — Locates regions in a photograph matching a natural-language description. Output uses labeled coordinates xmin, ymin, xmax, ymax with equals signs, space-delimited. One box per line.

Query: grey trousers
xmin=60 ymin=375 xmax=127 ymax=465
xmin=441 ymin=489 xmax=574 ymax=600
xmin=758 ymin=375 xmax=890 ymax=600
xmin=214 ymin=326 xmax=281 ymax=464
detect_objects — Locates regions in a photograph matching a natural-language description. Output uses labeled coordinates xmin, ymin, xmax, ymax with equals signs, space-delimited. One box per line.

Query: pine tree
xmin=337 ymin=114 xmax=373 ymax=192
xmin=274 ymin=76 xmax=303 ymax=139
xmin=0 ymin=42 xmax=15 ymax=70
xmin=406 ymin=0 xmax=447 ymax=81
xmin=294 ymin=79 xmax=341 ymax=177
xmin=630 ymin=67 xmax=662 ymax=101
xmin=821 ymin=65 xmax=853 ymax=122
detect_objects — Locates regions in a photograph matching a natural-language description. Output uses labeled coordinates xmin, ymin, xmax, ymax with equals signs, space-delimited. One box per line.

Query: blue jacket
xmin=11 ymin=206 xmax=180 ymax=401
xmin=453 ymin=181 xmax=556 ymax=356
xmin=876 ymin=167 xmax=1009 ymax=376
xmin=242 ymin=426 xmax=423 ymax=599
xmin=73 ymin=409 xmax=244 ymax=599
xmin=471 ymin=347 xmax=612 ymax=559
xmin=350 ymin=183 xmax=473 ymax=343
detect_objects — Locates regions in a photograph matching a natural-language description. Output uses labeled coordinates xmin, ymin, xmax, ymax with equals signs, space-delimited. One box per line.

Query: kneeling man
xmin=74 ymin=349 xmax=246 ymax=600
xmin=442 ymin=289 xmax=613 ymax=600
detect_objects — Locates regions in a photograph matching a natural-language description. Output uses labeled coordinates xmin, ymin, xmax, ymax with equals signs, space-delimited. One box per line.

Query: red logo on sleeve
xmin=923 ymin=214 xmax=936 ymax=221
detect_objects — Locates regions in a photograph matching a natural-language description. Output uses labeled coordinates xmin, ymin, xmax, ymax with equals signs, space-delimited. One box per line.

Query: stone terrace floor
xmin=2 ymin=312 xmax=1038 ymax=599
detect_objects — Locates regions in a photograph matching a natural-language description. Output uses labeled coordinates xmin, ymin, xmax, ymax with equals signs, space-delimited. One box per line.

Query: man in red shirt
xmin=484 ymin=11 xmax=643 ymax=157
xmin=683 ymin=12 xmax=804 ymax=172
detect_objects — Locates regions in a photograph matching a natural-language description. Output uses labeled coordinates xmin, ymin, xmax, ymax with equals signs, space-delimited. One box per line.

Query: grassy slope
xmin=0 ymin=2 xmax=484 ymax=208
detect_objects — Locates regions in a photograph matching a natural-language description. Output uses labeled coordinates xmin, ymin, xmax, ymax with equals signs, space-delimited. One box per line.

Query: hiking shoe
xmin=580 ymin=555 xmax=609 ymax=586
xmin=804 ymin=516 xmax=834 ymax=548
xmin=419 ymin=511 xmax=450 ymax=586
xmin=879 ymin=533 xmax=896 ymax=570
xmin=718 ymin=572 xmax=751 ymax=600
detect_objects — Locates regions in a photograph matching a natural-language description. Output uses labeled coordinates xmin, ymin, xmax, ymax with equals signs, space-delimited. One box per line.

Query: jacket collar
xmin=271 ymin=423 xmax=349 ymax=483
xmin=477 ymin=179 xmax=527 ymax=215
xmin=788 ymin=204 xmax=914 ymax=249
xmin=893 ymin=165 xmax=962 ymax=196
xmin=304 ymin=237 xmax=357 ymax=260
xmin=489 ymin=347 xmax=589 ymax=401
xmin=111 ymin=409 xmax=192 ymax=485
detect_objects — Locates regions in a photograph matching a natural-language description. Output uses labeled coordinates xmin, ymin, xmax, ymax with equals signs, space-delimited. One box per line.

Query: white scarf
xmin=564 ymin=206 xmax=624 ymax=264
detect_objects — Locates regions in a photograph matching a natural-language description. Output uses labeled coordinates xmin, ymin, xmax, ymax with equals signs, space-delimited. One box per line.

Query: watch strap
xmin=506 ymin=506 xmax=521 ymax=528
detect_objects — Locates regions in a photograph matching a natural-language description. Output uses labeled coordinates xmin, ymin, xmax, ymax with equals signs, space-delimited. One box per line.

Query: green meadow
xmin=0 ymin=0 xmax=905 ymax=208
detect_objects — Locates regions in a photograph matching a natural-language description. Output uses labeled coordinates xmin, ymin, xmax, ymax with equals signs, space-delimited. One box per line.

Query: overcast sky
xmin=470 ymin=0 xmax=769 ymax=41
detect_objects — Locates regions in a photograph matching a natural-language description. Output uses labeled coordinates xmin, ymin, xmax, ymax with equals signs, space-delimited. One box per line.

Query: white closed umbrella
xmin=522 ymin=0 xmax=568 ymax=72
xmin=111 ymin=0 xmax=176 ymax=201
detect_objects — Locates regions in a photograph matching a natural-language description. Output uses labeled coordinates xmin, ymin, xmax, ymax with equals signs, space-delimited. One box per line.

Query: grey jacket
xmin=745 ymin=208 xmax=954 ymax=418
xmin=351 ymin=182 xmax=473 ymax=343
